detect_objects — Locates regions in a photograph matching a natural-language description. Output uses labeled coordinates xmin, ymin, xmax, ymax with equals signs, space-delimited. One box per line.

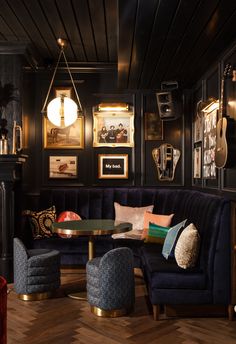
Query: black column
xmin=0 ymin=155 xmax=27 ymax=282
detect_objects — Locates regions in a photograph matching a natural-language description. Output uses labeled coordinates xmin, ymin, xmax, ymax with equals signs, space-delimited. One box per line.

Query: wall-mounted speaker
xmin=156 ymin=90 xmax=182 ymax=121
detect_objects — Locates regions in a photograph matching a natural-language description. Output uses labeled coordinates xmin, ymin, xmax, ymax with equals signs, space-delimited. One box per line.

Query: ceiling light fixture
xmin=41 ymin=38 xmax=82 ymax=127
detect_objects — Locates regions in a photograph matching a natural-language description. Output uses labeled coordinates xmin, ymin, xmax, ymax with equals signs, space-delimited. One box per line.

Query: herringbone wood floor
xmin=7 ymin=268 xmax=236 ymax=344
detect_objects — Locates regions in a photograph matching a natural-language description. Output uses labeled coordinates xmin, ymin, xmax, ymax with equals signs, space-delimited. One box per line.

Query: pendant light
xmin=41 ymin=38 xmax=82 ymax=127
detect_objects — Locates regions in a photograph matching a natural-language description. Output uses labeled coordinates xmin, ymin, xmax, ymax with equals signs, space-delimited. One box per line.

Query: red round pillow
xmin=55 ymin=211 xmax=81 ymax=238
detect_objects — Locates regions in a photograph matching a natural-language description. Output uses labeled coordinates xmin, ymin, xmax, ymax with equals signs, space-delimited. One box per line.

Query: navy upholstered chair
xmin=86 ymin=247 xmax=135 ymax=317
xmin=13 ymin=237 xmax=61 ymax=300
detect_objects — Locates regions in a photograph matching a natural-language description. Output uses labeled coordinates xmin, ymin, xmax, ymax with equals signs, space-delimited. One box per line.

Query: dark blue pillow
xmin=162 ymin=219 xmax=187 ymax=259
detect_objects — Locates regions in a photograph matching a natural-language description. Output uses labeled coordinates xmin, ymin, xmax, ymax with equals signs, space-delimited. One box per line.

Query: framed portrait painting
xmin=49 ymin=156 xmax=77 ymax=179
xmin=43 ymin=116 xmax=84 ymax=149
xmin=93 ymin=109 xmax=134 ymax=147
xmin=98 ymin=154 xmax=128 ymax=179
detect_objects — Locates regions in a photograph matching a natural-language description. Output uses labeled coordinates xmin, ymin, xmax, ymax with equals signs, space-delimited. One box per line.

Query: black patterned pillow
xmin=23 ymin=206 xmax=56 ymax=239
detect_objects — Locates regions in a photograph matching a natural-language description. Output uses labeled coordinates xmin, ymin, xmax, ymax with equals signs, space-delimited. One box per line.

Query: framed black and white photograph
xmin=49 ymin=156 xmax=77 ymax=179
xmin=98 ymin=154 xmax=128 ymax=179
xmin=44 ymin=116 xmax=84 ymax=149
xmin=93 ymin=109 xmax=134 ymax=147
xmin=144 ymin=112 xmax=163 ymax=140
xmin=193 ymin=146 xmax=201 ymax=178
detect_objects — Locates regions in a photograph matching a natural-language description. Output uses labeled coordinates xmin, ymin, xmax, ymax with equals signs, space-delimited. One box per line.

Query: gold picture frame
xmin=93 ymin=109 xmax=134 ymax=147
xmin=49 ymin=156 xmax=77 ymax=179
xmin=144 ymin=112 xmax=163 ymax=140
xmin=98 ymin=154 xmax=128 ymax=179
xmin=43 ymin=116 xmax=84 ymax=149
xmin=54 ymin=87 xmax=72 ymax=98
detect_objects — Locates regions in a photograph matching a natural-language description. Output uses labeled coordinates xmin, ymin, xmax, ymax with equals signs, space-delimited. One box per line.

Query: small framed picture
xmin=193 ymin=146 xmax=201 ymax=179
xmin=144 ymin=112 xmax=163 ymax=140
xmin=98 ymin=154 xmax=128 ymax=179
xmin=54 ymin=87 xmax=72 ymax=98
xmin=49 ymin=156 xmax=77 ymax=179
xmin=43 ymin=116 xmax=84 ymax=149
xmin=93 ymin=109 xmax=134 ymax=147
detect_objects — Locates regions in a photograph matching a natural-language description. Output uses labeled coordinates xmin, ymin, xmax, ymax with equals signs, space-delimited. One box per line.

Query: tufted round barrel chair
xmin=0 ymin=276 xmax=7 ymax=344
xmin=86 ymin=247 xmax=135 ymax=317
xmin=14 ymin=237 xmax=61 ymax=301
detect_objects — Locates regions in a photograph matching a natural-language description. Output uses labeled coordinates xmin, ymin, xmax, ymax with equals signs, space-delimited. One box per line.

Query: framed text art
xmin=43 ymin=116 xmax=84 ymax=149
xmin=98 ymin=154 xmax=128 ymax=179
xmin=93 ymin=108 xmax=134 ymax=147
xmin=144 ymin=112 xmax=163 ymax=140
xmin=49 ymin=156 xmax=77 ymax=179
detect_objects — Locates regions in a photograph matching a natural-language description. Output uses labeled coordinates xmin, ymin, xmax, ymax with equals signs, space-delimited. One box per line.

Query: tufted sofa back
xmin=39 ymin=187 xmax=230 ymax=303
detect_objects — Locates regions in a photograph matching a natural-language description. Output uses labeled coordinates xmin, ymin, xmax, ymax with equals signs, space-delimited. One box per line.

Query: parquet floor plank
xmin=7 ymin=268 xmax=236 ymax=344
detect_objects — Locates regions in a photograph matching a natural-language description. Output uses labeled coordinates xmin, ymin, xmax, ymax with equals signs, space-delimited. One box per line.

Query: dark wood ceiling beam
xmin=150 ymin=0 xmax=202 ymax=89
xmin=4 ymin=0 xmax=51 ymax=59
xmin=0 ymin=15 xmax=18 ymax=41
xmin=184 ymin=8 xmax=236 ymax=87
xmin=118 ymin=0 xmax=140 ymax=89
xmin=55 ymin=0 xmax=86 ymax=62
xmin=23 ymin=0 xmax=58 ymax=60
xmin=71 ymin=0 xmax=96 ymax=62
xmin=88 ymin=0 xmax=109 ymax=62
xmin=163 ymin=0 xmax=221 ymax=83
xmin=179 ymin=0 xmax=236 ymax=85
xmin=127 ymin=0 xmax=159 ymax=90
xmin=104 ymin=0 xmax=117 ymax=62
xmin=137 ymin=0 xmax=180 ymax=90
xmin=39 ymin=0 xmax=75 ymax=60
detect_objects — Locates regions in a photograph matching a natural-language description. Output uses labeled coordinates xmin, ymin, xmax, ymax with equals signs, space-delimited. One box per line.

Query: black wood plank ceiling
xmin=1 ymin=0 xmax=236 ymax=89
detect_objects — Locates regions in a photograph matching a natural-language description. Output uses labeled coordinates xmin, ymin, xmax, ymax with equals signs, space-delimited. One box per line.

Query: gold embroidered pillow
xmin=174 ymin=223 xmax=200 ymax=269
xmin=23 ymin=206 xmax=56 ymax=239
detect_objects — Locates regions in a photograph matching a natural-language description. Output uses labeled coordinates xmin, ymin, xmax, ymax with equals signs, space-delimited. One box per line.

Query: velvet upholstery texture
xmin=0 ymin=276 xmax=7 ymax=344
xmin=22 ymin=187 xmax=230 ymax=309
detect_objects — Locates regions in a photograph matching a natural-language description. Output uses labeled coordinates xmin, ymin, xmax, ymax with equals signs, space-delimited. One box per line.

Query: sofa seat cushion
xmin=141 ymin=244 xmax=206 ymax=289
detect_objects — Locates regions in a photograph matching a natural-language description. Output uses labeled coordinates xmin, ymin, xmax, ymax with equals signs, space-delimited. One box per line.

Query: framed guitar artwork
xmin=215 ymin=63 xmax=235 ymax=169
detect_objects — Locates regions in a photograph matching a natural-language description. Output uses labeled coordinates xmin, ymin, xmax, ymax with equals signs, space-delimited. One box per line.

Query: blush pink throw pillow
xmin=141 ymin=212 xmax=174 ymax=240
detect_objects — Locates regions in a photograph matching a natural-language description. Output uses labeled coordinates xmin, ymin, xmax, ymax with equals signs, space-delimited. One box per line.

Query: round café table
xmin=52 ymin=219 xmax=132 ymax=299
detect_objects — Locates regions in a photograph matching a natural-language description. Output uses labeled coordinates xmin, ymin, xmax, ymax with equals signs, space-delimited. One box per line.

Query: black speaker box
xmin=156 ymin=90 xmax=182 ymax=121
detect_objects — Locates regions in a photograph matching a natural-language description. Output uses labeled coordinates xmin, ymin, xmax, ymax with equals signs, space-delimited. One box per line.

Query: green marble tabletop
xmin=52 ymin=219 xmax=132 ymax=236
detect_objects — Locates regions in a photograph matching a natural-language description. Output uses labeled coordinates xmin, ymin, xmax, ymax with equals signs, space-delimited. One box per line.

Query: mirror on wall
xmin=152 ymin=143 xmax=181 ymax=181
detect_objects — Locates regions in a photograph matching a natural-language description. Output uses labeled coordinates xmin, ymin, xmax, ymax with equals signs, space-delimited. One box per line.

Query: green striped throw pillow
xmin=144 ymin=222 xmax=170 ymax=244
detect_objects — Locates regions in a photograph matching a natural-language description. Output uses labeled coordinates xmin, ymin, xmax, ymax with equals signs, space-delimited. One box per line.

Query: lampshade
xmin=41 ymin=38 xmax=82 ymax=127
xmin=47 ymin=96 xmax=78 ymax=127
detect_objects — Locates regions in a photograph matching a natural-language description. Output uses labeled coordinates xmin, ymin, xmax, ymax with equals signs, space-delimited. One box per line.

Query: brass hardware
xmin=12 ymin=120 xmax=22 ymax=154
xmin=152 ymin=143 xmax=181 ymax=181
xmin=91 ymin=305 xmax=131 ymax=317
xmin=18 ymin=291 xmax=53 ymax=301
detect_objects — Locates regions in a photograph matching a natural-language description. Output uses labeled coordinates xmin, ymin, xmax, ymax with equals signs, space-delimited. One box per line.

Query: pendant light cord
xmin=41 ymin=46 xmax=82 ymax=113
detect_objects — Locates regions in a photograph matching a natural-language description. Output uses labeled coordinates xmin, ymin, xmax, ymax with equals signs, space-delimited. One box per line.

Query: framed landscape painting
xmin=44 ymin=116 xmax=84 ymax=149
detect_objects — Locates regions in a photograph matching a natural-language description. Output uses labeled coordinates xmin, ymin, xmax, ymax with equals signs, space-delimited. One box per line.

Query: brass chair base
xmin=18 ymin=291 xmax=53 ymax=301
xmin=91 ymin=305 xmax=130 ymax=318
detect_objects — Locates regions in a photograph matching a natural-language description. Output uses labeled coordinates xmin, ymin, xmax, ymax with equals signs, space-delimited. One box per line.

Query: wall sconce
xmin=41 ymin=38 xmax=82 ymax=127
xmin=98 ymin=103 xmax=129 ymax=112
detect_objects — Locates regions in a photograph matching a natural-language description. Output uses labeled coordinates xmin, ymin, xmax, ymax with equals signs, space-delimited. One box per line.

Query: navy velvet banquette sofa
xmin=21 ymin=187 xmax=232 ymax=320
